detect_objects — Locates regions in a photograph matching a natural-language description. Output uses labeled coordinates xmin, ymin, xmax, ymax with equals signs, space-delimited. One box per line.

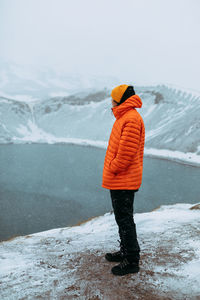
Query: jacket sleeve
xmin=109 ymin=120 xmax=141 ymax=174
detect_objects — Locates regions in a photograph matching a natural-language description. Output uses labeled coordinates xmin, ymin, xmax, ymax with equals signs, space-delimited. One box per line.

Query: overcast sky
xmin=0 ymin=0 xmax=200 ymax=91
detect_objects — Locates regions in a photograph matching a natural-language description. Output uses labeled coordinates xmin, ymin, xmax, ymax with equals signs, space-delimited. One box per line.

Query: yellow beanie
xmin=111 ymin=84 xmax=129 ymax=103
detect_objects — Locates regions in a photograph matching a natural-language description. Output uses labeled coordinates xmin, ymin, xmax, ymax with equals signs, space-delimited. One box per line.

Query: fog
xmin=0 ymin=0 xmax=200 ymax=90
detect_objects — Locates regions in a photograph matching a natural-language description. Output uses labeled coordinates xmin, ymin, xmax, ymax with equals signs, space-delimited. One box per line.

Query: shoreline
xmin=1 ymin=138 xmax=200 ymax=167
xmin=144 ymin=148 xmax=200 ymax=168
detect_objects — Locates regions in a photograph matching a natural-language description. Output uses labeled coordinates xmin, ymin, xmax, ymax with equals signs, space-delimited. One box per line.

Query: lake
xmin=0 ymin=144 xmax=199 ymax=241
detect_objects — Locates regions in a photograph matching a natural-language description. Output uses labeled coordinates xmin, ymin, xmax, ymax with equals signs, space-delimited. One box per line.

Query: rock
xmin=190 ymin=203 xmax=200 ymax=210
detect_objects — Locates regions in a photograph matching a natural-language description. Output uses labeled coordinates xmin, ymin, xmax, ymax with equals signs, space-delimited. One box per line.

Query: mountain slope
xmin=0 ymin=84 xmax=200 ymax=157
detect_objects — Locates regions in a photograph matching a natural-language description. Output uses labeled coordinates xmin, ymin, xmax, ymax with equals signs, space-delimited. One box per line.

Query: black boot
xmin=111 ymin=257 xmax=139 ymax=276
xmin=105 ymin=240 xmax=124 ymax=262
xmin=105 ymin=250 xmax=123 ymax=262
xmin=105 ymin=239 xmax=140 ymax=263
xmin=111 ymin=230 xmax=140 ymax=276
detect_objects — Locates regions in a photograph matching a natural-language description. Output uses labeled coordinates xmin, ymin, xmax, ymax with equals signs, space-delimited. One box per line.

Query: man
xmin=102 ymin=84 xmax=145 ymax=276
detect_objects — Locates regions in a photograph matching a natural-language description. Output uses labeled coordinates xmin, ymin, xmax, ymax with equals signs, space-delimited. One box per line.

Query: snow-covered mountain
xmin=0 ymin=61 xmax=200 ymax=162
xmin=0 ymin=83 xmax=200 ymax=157
xmin=0 ymin=61 xmax=119 ymax=100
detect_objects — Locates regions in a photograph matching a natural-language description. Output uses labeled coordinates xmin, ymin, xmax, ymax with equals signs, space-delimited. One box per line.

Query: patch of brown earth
xmin=64 ymin=250 xmax=175 ymax=300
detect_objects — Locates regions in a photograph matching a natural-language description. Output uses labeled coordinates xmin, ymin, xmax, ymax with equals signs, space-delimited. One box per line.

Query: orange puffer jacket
xmin=102 ymin=95 xmax=145 ymax=190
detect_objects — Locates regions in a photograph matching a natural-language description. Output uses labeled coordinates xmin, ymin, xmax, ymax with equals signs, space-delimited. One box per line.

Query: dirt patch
xmin=64 ymin=250 xmax=177 ymax=300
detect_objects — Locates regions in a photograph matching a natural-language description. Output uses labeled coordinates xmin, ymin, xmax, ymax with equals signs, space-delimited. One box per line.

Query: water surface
xmin=0 ymin=144 xmax=199 ymax=241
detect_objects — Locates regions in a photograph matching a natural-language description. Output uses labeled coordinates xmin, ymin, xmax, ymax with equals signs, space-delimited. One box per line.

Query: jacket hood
xmin=112 ymin=94 xmax=142 ymax=119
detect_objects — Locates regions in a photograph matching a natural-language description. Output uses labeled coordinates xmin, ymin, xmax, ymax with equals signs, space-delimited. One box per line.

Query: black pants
xmin=110 ymin=190 xmax=140 ymax=259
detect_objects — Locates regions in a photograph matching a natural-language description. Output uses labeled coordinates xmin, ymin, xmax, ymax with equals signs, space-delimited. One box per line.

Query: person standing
xmin=102 ymin=84 xmax=145 ymax=276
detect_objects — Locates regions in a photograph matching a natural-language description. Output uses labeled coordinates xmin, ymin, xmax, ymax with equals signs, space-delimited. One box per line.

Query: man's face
xmin=111 ymin=99 xmax=118 ymax=107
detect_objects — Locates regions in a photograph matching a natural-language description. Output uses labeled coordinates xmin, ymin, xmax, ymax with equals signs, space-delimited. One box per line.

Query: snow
xmin=0 ymin=92 xmax=38 ymax=103
xmin=1 ymin=66 xmax=200 ymax=297
xmin=144 ymin=148 xmax=200 ymax=167
xmin=1 ymin=83 xmax=200 ymax=163
xmin=0 ymin=203 xmax=200 ymax=299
